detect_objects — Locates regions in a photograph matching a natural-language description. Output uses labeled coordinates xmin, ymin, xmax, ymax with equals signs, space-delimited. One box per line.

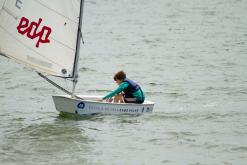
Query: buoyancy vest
xmin=123 ymin=78 xmax=141 ymax=98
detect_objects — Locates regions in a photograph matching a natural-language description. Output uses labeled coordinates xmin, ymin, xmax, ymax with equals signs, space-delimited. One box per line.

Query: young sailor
xmin=102 ymin=71 xmax=145 ymax=104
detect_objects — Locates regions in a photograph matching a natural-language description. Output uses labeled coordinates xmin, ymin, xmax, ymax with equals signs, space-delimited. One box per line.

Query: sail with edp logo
xmin=0 ymin=0 xmax=154 ymax=115
xmin=0 ymin=0 xmax=80 ymax=78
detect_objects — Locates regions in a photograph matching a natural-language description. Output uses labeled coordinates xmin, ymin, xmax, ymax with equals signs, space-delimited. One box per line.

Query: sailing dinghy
xmin=0 ymin=0 xmax=154 ymax=115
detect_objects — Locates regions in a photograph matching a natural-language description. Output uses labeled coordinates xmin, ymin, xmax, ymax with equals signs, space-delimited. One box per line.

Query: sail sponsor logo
xmin=17 ymin=17 xmax=52 ymax=48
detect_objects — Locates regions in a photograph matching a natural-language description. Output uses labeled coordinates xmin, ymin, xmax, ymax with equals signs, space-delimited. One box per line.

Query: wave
xmin=231 ymin=146 xmax=247 ymax=151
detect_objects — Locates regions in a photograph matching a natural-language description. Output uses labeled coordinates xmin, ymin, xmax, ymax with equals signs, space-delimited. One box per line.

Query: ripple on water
xmin=6 ymin=83 xmax=27 ymax=90
xmin=147 ymin=112 xmax=191 ymax=121
xmin=1 ymin=122 xmax=94 ymax=159
xmin=78 ymin=67 xmax=96 ymax=72
xmin=231 ymin=146 xmax=247 ymax=152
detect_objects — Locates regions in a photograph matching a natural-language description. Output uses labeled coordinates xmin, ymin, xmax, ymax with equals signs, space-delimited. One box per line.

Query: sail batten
xmin=0 ymin=0 xmax=82 ymax=78
xmin=34 ymin=0 xmax=79 ymax=24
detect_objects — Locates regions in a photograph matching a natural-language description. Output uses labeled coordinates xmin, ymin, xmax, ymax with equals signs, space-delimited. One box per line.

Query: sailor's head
xmin=113 ymin=71 xmax=126 ymax=84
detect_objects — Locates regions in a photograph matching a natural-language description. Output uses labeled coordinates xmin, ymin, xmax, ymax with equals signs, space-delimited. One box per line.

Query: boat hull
xmin=52 ymin=95 xmax=154 ymax=115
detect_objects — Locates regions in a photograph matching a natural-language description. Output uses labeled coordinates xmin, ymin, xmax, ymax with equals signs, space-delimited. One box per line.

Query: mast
xmin=71 ymin=0 xmax=85 ymax=97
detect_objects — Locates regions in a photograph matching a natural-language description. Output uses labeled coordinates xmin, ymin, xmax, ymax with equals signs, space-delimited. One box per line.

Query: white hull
xmin=52 ymin=95 xmax=154 ymax=115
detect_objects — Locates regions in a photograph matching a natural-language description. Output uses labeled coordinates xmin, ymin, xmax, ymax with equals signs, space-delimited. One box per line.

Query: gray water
xmin=1 ymin=0 xmax=247 ymax=164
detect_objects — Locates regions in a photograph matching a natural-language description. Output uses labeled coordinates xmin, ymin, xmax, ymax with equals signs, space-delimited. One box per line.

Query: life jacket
xmin=123 ymin=78 xmax=141 ymax=98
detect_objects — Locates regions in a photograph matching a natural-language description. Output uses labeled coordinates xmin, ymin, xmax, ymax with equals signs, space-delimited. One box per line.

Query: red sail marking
xmin=17 ymin=17 xmax=52 ymax=48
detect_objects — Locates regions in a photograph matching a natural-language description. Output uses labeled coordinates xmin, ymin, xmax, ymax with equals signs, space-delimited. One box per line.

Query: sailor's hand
xmin=96 ymin=99 xmax=103 ymax=102
xmin=106 ymin=98 xmax=113 ymax=102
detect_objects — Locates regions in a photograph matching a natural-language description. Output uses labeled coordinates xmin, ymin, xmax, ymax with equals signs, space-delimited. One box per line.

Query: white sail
xmin=0 ymin=0 xmax=81 ymax=77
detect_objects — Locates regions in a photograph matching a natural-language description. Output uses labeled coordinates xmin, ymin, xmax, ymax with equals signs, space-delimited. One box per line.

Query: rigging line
xmin=71 ymin=0 xmax=84 ymax=97
xmin=72 ymin=0 xmax=84 ymax=79
xmin=34 ymin=0 xmax=78 ymax=24
xmin=81 ymin=30 xmax=85 ymax=44
xmin=0 ymin=25 xmax=73 ymax=72
xmin=38 ymin=72 xmax=83 ymax=100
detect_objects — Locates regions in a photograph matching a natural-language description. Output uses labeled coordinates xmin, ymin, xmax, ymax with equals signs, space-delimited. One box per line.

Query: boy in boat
xmin=101 ymin=71 xmax=145 ymax=104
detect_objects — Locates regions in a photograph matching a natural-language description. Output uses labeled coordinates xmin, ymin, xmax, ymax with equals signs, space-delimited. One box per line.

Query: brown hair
xmin=113 ymin=71 xmax=126 ymax=81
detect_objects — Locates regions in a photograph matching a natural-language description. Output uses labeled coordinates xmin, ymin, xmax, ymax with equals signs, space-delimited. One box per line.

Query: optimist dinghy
xmin=53 ymin=95 xmax=154 ymax=115
xmin=0 ymin=0 xmax=154 ymax=115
